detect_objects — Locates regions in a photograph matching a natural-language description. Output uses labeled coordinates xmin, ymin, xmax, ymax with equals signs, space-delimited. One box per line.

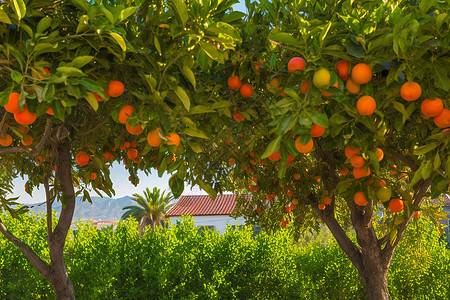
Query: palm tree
xmin=121 ymin=187 xmax=175 ymax=237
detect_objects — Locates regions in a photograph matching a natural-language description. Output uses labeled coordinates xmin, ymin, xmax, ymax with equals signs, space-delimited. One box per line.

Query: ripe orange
xmin=233 ymin=110 xmax=245 ymax=122
xmin=351 ymin=63 xmax=372 ymax=84
xmin=14 ymin=106 xmax=37 ymax=125
xmin=353 ymin=166 xmax=371 ymax=179
xmin=119 ymin=105 xmax=134 ymax=124
xmin=421 ymin=98 xmax=444 ymax=118
xmin=323 ymin=196 xmax=332 ymax=205
xmin=0 ymin=134 xmax=13 ymax=146
xmin=21 ymin=135 xmax=33 ymax=146
xmin=288 ymin=57 xmax=306 ymax=72
xmin=107 ymin=80 xmax=125 ymax=97
xmin=130 ymin=141 xmax=137 ymax=148
xmin=335 ymin=60 xmax=350 ymax=81
xmin=268 ymin=150 xmax=281 ymax=162
xmin=240 ymin=83 xmax=254 ymax=98
xmin=47 ymin=107 xmax=54 ymax=115
xmin=92 ymin=92 xmax=106 ymax=102
xmin=127 ymin=148 xmax=138 ymax=160
xmin=340 ymin=168 xmax=349 ymax=176
xmin=90 ymin=172 xmax=97 ymax=180
xmin=75 ymin=151 xmax=89 ymax=167
xmin=269 ymin=78 xmax=280 ymax=88
xmin=295 ymin=137 xmax=314 ymax=153
xmin=104 ymin=152 xmax=113 ymax=160
xmin=147 ymin=128 xmax=162 ymax=147
xmin=228 ymin=75 xmax=242 ymax=90
xmin=126 ymin=123 xmax=143 ymax=135
xmin=350 ymin=155 xmax=365 ymax=168
xmin=292 ymin=198 xmax=299 ymax=205
xmin=375 ymin=148 xmax=384 ymax=161
xmin=346 ymin=78 xmax=361 ymax=94
xmin=229 ymin=158 xmax=235 ymax=167
xmin=400 ymin=82 xmax=421 ymax=101
xmin=166 ymin=133 xmax=180 ymax=146
xmin=344 ymin=146 xmax=360 ymax=159
xmin=311 ymin=124 xmax=326 ymax=137
xmin=294 ymin=173 xmax=301 ymax=180
xmin=5 ymin=92 xmax=22 ymax=113
xmin=356 ymin=96 xmax=376 ymax=115
xmin=434 ymin=108 xmax=450 ymax=128
xmin=389 ymin=198 xmax=404 ymax=212
xmin=322 ymin=81 xmax=339 ymax=97
xmin=300 ymin=81 xmax=310 ymax=94
xmin=286 ymin=189 xmax=294 ymax=197
xmin=354 ymin=191 xmax=368 ymax=206
xmin=318 ymin=203 xmax=326 ymax=210
xmin=413 ymin=211 xmax=421 ymax=218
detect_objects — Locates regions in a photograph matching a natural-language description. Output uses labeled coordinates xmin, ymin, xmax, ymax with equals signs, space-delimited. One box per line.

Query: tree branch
xmin=44 ymin=175 xmax=53 ymax=245
xmin=384 ymin=148 xmax=418 ymax=171
xmin=29 ymin=118 xmax=53 ymax=158
xmin=0 ymin=217 xmax=51 ymax=279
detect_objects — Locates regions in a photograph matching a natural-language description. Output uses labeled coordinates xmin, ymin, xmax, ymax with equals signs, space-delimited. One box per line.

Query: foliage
xmin=1 ymin=211 xmax=450 ymax=299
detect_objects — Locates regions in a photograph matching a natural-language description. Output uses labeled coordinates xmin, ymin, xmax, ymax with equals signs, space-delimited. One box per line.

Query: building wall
xmin=168 ymin=215 xmax=247 ymax=234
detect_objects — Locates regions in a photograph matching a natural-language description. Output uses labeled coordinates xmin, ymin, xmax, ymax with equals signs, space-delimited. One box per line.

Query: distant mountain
xmin=25 ymin=196 xmax=135 ymax=221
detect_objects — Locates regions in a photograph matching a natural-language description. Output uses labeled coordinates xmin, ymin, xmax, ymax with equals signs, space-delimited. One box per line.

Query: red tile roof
xmin=166 ymin=194 xmax=250 ymax=217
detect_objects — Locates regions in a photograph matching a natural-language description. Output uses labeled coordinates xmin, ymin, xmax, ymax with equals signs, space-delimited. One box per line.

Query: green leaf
xmin=154 ymin=36 xmax=161 ymax=54
xmin=158 ymin=157 xmax=168 ymax=177
xmin=319 ymin=21 xmax=332 ymax=46
xmin=419 ymin=0 xmax=435 ymax=14
xmin=11 ymin=71 xmax=22 ymax=84
xmin=107 ymin=31 xmax=126 ymax=52
xmin=182 ymin=64 xmax=196 ymax=88
xmin=389 ymin=229 xmax=398 ymax=245
xmin=197 ymin=179 xmax=217 ymax=199
xmin=199 ymin=41 xmax=224 ymax=64
xmin=189 ymin=142 xmax=203 ymax=153
xmin=0 ymin=10 xmax=12 ymax=24
xmin=76 ymin=15 xmax=89 ymax=34
xmin=413 ymin=143 xmax=438 ymax=156
xmin=182 ymin=127 xmax=209 ymax=139
xmin=170 ymin=0 xmax=188 ymax=27
xmin=174 ymin=86 xmax=190 ymax=111
xmin=421 ymin=161 xmax=432 ymax=179
xmin=56 ymin=66 xmax=85 ymax=77
xmin=37 ymin=17 xmax=52 ymax=34
xmin=169 ymin=176 xmax=184 ymax=198
xmin=69 ymin=56 xmax=94 ymax=68
xmin=367 ymin=150 xmax=380 ymax=175
xmin=100 ymin=7 xmax=114 ymax=24
xmin=267 ymin=32 xmax=300 ymax=47
xmin=445 ymin=156 xmax=450 ymax=177
xmin=261 ymin=136 xmax=281 ymax=159
xmin=85 ymin=93 xmax=99 ymax=111
xmin=432 ymin=63 xmax=449 ymax=91
xmin=310 ymin=111 xmax=329 ymax=128
xmin=118 ymin=6 xmax=138 ymax=22
xmin=12 ymin=0 xmax=26 ymax=21
xmin=345 ymin=38 xmax=364 ymax=58
xmin=211 ymin=100 xmax=232 ymax=109
xmin=283 ymin=88 xmax=300 ymax=101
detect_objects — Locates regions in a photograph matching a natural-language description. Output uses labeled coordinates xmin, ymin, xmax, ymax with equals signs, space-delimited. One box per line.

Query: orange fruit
xmin=75 ymin=151 xmax=89 ymax=166
xmin=322 ymin=81 xmax=339 ymax=97
xmin=313 ymin=68 xmax=331 ymax=89
xmin=318 ymin=203 xmax=326 ymax=210
xmin=389 ymin=198 xmax=404 ymax=212
xmin=353 ymin=166 xmax=371 ymax=179
xmin=228 ymin=75 xmax=242 ymax=90
xmin=354 ymin=191 xmax=368 ymax=206
xmin=21 ymin=135 xmax=33 ymax=146
xmin=294 ymin=173 xmax=301 ymax=180
xmin=346 ymin=78 xmax=361 ymax=94
xmin=292 ymin=198 xmax=299 ymax=205
xmin=14 ymin=106 xmax=37 ymax=125
xmin=90 ymin=172 xmax=97 ymax=180
xmin=413 ymin=211 xmax=421 ymax=218
xmin=434 ymin=108 xmax=450 ymax=128
xmin=92 ymin=92 xmax=106 ymax=102
xmin=47 ymin=107 xmax=54 ymax=115
xmin=123 ymin=141 xmax=131 ymax=148
xmin=288 ymin=57 xmax=306 ymax=72
xmin=300 ymin=81 xmax=310 ymax=94
xmin=240 ymin=83 xmax=254 ymax=98
xmin=107 ymin=80 xmax=125 ymax=97
xmin=375 ymin=148 xmax=384 ymax=161
xmin=375 ymin=179 xmax=386 ymax=188
xmin=356 ymin=96 xmax=376 ymax=115
xmin=268 ymin=150 xmax=281 ymax=162
xmin=344 ymin=146 xmax=360 ymax=159
xmin=350 ymin=155 xmax=365 ymax=168
xmin=400 ymin=82 xmax=421 ymax=101
xmin=147 ymin=128 xmax=162 ymax=147
xmin=286 ymin=189 xmax=294 ymax=197
xmin=126 ymin=123 xmax=143 ymax=135
xmin=166 ymin=133 xmax=180 ymax=146
xmin=351 ymin=63 xmax=372 ymax=84
xmin=0 ymin=134 xmax=13 ymax=146
xmin=335 ymin=60 xmax=350 ymax=81
xmin=127 ymin=148 xmax=138 ymax=160
xmin=421 ymin=98 xmax=444 ymax=118
xmin=340 ymin=168 xmax=349 ymax=175
xmin=295 ymin=137 xmax=314 ymax=153
xmin=233 ymin=110 xmax=245 ymax=122
xmin=311 ymin=124 xmax=326 ymax=137
xmin=269 ymin=78 xmax=280 ymax=88
xmin=229 ymin=158 xmax=236 ymax=167
xmin=5 ymin=92 xmax=22 ymax=113
xmin=119 ymin=105 xmax=134 ymax=124
xmin=104 ymin=152 xmax=113 ymax=160
xmin=323 ymin=196 xmax=332 ymax=205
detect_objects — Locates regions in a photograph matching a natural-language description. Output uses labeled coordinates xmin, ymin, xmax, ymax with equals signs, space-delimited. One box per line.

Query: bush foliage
xmin=0 ymin=211 xmax=449 ymax=299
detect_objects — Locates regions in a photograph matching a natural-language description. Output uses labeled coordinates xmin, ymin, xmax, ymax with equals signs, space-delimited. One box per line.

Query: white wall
xmin=169 ymin=215 xmax=247 ymax=234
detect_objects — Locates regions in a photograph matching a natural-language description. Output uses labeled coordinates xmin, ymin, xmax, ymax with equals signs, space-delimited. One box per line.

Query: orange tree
xmin=0 ymin=0 xmax=243 ymax=298
xmin=183 ymin=1 xmax=449 ymax=299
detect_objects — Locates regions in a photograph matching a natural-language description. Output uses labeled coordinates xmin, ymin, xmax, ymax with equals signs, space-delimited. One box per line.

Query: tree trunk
xmin=359 ymin=264 xmax=389 ymax=300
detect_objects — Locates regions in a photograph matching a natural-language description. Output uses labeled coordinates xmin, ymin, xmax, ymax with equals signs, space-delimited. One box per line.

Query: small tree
xmin=121 ymin=187 xmax=174 ymax=236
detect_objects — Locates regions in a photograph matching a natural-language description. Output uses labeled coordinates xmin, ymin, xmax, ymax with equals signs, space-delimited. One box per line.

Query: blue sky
xmin=13 ymin=2 xmax=247 ymax=204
